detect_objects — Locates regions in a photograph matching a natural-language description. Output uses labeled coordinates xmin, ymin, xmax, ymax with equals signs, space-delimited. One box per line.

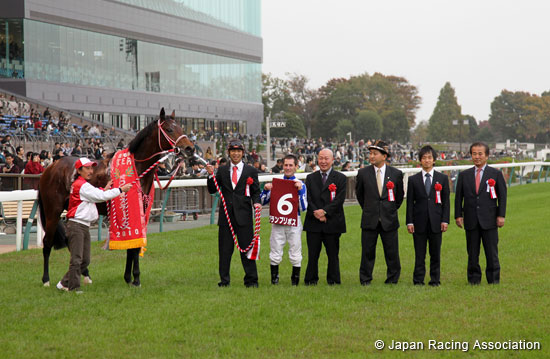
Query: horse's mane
xmin=128 ymin=119 xmax=158 ymax=154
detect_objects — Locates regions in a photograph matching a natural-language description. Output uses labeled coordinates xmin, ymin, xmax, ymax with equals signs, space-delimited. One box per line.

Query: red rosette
xmin=246 ymin=177 xmax=254 ymax=185
xmin=386 ymin=181 xmax=394 ymax=189
xmin=488 ymin=179 xmax=495 ymax=186
xmin=328 ymin=183 xmax=337 ymax=191
xmin=434 ymin=183 xmax=442 ymax=191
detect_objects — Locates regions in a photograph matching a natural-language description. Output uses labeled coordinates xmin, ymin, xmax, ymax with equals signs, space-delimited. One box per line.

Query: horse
xmin=38 ymin=108 xmax=196 ymax=287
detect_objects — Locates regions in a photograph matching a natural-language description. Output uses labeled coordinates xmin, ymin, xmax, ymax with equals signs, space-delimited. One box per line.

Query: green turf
xmin=1 ymin=183 xmax=549 ymax=358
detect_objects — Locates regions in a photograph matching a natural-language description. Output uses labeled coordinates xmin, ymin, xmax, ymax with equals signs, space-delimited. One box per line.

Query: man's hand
xmin=407 ymin=224 xmax=414 ymax=234
xmin=120 ymin=183 xmax=132 ymax=193
xmin=263 ymin=183 xmax=272 ymax=191
xmin=441 ymin=223 xmax=448 ymax=232
xmin=254 ymin=203 xmax=262 ymax=210
xmin=456 ymin=217 xmax=464 ymax=228
xmin=294 ymin=180 xmax=303 ymax=190
xmin=318 ymin=215 xmax=327 ymax=223
xmin=313 ymin=209 xmax=325 ymax=220
xmin=104 ymin=180 xmax=112 ymax=190
xmin=205 ymin=164 xmax=214 ymax=175
xmin=496 ymin=216 xmax=505 ymax=228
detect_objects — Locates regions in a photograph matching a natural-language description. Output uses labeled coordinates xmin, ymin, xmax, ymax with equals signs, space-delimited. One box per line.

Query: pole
xmin=266 ymin=114 xmax=271 ymax=170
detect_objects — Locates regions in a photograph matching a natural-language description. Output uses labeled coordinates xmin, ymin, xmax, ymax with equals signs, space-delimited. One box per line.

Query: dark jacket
xmin=406 ymin=170 xmax=450 ymax=233
xmin=356 ymin=165 xmax=404 ymax=231
xmin=207 ymin=163 xmax=260 ymax=227
xmin=454 ymin=165 xmax=507 ymax=230
xmin=303 ymin=169 xmax=347 ymax=234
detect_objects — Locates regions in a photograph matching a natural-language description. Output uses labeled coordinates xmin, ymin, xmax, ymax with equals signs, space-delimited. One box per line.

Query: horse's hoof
xmin=43 ymin=281 xmax=50 ymax=287
xmin=83 ymin=276 xmax=93 ymax=285
xmin=131 ymin=281 xmax=141 ymax=288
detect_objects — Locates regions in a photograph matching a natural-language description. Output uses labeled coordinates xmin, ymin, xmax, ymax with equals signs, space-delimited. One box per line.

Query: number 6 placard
xmin=269 ymin=178 xmax=299 ymax=226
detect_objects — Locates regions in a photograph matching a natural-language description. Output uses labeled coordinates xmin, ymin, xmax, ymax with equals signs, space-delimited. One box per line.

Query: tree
xmin=262 ymin=73 xmax=294 ymax=132
xmin=270 ymin=112 xmax=306 ymax=138
xmin=354 ymin=110 xmax=382 ymax=140
xmin=286 ymin=73 xmax=320 ymax=138
xmin=428 ymin=82 xmax=463 ymax=141
xmin=382 ymin=109 xmax=409 ymax=143
xmin=335 ymin=119 xmax=354 ymax=141
xmin=411 ymin=121 xmax=429 ymax=146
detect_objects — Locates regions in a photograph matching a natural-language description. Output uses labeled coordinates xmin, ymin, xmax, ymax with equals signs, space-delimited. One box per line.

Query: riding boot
xmin=291 ymin=266 xmax=301 ymax=286
xmin=270 ymin=265 xmax=279 ymax=285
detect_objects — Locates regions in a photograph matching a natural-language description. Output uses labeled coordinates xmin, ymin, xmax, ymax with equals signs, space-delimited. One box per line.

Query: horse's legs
xmin=42 ymin=246 xmax=52 ymax=286
xmin=131 ymin=248 xmax=140 ymax=287
xmin=124 ymin=249 xmax=132 ymax=284
xmin=42 ymin=218 xmax=59 ymax=286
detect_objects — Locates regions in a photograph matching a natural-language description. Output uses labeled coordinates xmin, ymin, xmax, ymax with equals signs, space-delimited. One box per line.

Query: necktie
xmin=377 ymin=168 xmax=383 ymax=196
xmin=232 ymin=166 xmax=238 ymax=187
xmin=425 ymin=173 xmax=431 ymax=195
xmin=322 ymin=172 xmax=327 ymax=185
xmin=475 ymin=168 xmax=481 ymax=194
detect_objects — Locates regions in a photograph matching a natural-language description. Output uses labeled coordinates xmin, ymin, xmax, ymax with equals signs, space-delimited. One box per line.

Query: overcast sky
xmin=262 ymin=0 xmax=550 ymax=126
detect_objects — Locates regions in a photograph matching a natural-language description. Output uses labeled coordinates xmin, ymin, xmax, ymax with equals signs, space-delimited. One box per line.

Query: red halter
xmin=134 ymin=119 xmax=188 ymax=162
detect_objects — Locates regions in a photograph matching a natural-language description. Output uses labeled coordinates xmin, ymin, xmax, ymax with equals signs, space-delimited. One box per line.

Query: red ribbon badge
xmin=246 ymin=177 xmax=253 ymax=197
xmin=487 ymin=178 xmax=497 ymax=199
xmin=434 ymin=182 xmax=442 ymax=204
xmin=328 ymin=183 xmax=337 ymax=201
xmin=386 ymin=181 xmax=395 ymax=202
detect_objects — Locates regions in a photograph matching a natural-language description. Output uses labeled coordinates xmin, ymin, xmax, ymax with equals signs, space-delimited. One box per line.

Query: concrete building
xmin=0 ymin=0 xmax=263 ymax=133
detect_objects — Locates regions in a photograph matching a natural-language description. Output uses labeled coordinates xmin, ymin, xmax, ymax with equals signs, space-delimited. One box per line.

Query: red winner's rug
xmin=108 ymin=149 xmax=154 ymax=251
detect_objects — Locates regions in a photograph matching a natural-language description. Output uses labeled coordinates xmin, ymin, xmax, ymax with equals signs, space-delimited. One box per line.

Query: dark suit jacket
xmin=207 ymin=164 xmax=260 ymax=227
xmin=355 ymin=165 xmax=404 ymax=231
xmin=406 ymin=170 xmax=450 ymax=233
xmin=303 ymin=169 xmax=347 ymax=234
xmin=454 ymin=165 xmax=507 ymax=230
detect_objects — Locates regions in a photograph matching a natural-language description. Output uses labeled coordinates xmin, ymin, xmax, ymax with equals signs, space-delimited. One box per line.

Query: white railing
xmin=1 ymin=161 xmax=548 ymax=251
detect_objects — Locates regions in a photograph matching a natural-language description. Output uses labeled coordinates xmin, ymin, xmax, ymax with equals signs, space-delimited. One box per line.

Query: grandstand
xmin=0 ymin=87 xmax=134 ymax=154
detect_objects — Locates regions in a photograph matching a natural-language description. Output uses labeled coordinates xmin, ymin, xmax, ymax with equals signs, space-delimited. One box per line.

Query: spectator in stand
xmin=10 ymin=118 xmax=18 ymax=129
xmin=88 ymin=125 xmax=100 ymax=137
xmin=24 ymin=153 xmax=44 ymax=189
xmin=62 ymin=143 xmax=72 ymax=156
xmin=110 ymin=127 xmax=116 ymax=136
xmin=72 ymin=143 xmax=82 ymax=157
xmin=253 ymin=161 xmax=261 ymax=171
xmin=1 ymin=153 xmax=21 ymax=190
xmin=24 ymin=151 xmax=33 ymax=168
xmin=304 ymin=157 xmax=315 ymax=172
xmin=259 ymin=163 xmax=268 ymax=173
xmin=271 ymin=159 xmax=283 ymax=173
xmin=53 ymin=149 xmax=64 ymax=162
xmin=13 ymin=146 xmax=25 ymax=169
xmin=341 ymin=161 xmax=351 ymax=171
xmin=186 ymin=161 xmax=201 ymax=176
xmin=43 ymin=107 xmax=51 ymax=119
xmin=2 ymin=135 xmax=16 ymax=155
xmin=33 ymin=114 xmax=43 ymax=136
xmin=250 ymin=148 xmax=259 ymax=162
xmin=117 ymin=139 xmax=125 ymax=150
xmin=156 ymin=162 xmax=170 ymax=177
xmin=204 ymin=146 xmax=214 ymax=161
xmin=40 ymin=150 xmax=52 ymax=168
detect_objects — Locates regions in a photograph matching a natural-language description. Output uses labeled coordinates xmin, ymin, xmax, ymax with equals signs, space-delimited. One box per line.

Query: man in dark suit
xmin=406 ymin=145 xmax=450 ymax=286
xmin=455 ymin=142 xmax=507 ymax=284
xmin=303 ymin=148 xmax=347 ymax=285
xmin=355 ymin=140 xmax=404 ymax=285
xmin=206 ymin=140 xmax=261 ymax=287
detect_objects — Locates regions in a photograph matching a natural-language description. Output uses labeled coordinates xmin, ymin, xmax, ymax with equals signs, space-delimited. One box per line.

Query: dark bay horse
xmin=38 ymin=108 xmax=195 ymax=287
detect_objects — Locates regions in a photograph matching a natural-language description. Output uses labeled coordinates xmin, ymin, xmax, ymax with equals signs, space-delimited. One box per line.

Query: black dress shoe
xmin=469 ymin=281 xmax=480 ymax=285
xmin=414 ymin=282 xmax=425 ymax=286
xmin=218 ymin=282 xmax=230 ymax=287
xmin=245 ymin=282 xmax=259 ymax=288
xmin=428 ymin=282 xmax=440 ymax=287
xmin=304 ymin=280 xmax=318 ymax=286
xmin=360 ymin=281 xmax=371 ymax=286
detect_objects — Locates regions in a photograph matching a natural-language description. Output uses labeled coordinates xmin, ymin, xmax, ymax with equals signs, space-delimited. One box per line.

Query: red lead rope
xmin=211 ymin=175 xmax=261 ymax=257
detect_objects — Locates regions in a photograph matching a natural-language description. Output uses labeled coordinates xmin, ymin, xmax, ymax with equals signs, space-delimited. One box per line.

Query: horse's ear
xmin=160 ymin=107 xmax=165 ymax=119
xmin=170 ymin=110 xmax=175 ymax=119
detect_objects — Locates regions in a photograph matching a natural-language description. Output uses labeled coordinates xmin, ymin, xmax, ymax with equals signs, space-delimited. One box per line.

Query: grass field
xmin=1 ymin=182 xmax=549 ymax=358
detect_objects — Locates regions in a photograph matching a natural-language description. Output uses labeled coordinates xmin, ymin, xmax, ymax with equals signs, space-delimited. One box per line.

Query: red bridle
xmin=134 ymin=119 xmax=189 ymax=162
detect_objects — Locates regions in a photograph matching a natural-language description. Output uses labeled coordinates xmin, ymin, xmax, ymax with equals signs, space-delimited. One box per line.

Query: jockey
xmin=260 ymin=154 xmax=307 ymax=285
xmin=57 ymin=158 xmax=131 ymax=293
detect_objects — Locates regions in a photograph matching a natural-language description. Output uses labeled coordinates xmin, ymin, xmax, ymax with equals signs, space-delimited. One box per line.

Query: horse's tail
xmin=37 ymin=187 xmax=68 ymax=250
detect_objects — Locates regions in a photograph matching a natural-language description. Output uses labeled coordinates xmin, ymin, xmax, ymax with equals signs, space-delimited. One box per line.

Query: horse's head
xmin=157 ymin=108 xmax=195 ymax=159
